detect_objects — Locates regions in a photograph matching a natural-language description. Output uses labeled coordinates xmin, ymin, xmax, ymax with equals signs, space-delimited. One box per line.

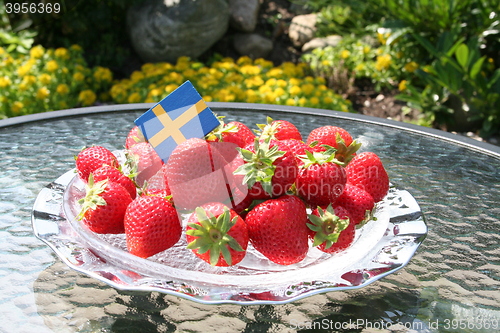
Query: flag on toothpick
xmin=134 ymin=80 xmax=219 ymax=162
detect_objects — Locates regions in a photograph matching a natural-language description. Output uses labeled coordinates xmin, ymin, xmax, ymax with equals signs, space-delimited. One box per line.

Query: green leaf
xmin=470 ymin=56 xmax=486 ymax=80
xmin=455 ymin=44 xmax=469 ymax=70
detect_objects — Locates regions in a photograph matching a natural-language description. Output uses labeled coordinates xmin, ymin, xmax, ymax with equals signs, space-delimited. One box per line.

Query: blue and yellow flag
xmin=134 ymin=81 xmax=219 ymax=162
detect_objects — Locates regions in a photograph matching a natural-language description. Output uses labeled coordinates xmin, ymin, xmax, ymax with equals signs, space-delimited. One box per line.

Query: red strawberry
xmin=75 ymin=146 xmax=119 ymax=182
xmin=234 ymin=138 xmax=298 ymax=200
xmin=165 ymin=138 xmax=233 ymax=210
xmin=186 ymin=202 xmax=248 ymax=266
xmin=280 ymin=139 xmax=309 ymax=167
xmin=124 ymin=195 xmax=182 ymax=258
xmin=127 ymin=142 xmax=163 ymax=187
xmin=334 ymin=183 xmax=375 ymax=225
xmin=307 ymin=205 xmax=355 ymax=254
xmin=206 ymin=121 xmax=256 ymax=148
xmin=142 ymin=164 xmax=172 ymax=198
xmin=92 ymin=165 xmax=137 ymax=199
xmin=245 ymin=195 xmax=309 ymax=265
xmin=295 ymin=149 xmax=346 ymax=208
xmin=125 ymin=126 xmax=145 ymax=149
xmin=77 ymin=175 xmax=132 ymax=234
xmin=306 ymin=126 xmax=360 ymax=164
xmin=345 ymin=152 xmax=389 ymax=202
xmin=257 ymin=116 xmax=302 ymax=141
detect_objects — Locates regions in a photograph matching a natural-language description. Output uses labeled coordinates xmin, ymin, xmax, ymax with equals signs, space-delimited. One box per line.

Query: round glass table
xmin=1 ymin=103 xmax=499 ymax=332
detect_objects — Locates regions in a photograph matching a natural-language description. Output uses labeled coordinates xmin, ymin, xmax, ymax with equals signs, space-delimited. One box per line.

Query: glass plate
xmin=32 ymin=168 xmax=427 ymax=305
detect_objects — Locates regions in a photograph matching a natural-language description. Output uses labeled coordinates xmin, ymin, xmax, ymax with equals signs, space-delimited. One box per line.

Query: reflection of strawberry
xmin=206 ymin=121 xmax=255 ymax=148
xmin=245 ymin=195 xmax=309 ymax=265
xmin=92 ymin=165 xmax=137 ymax=199
xmin=257 ymin=117 xmax=302 ymax=141
xmin=234 ymin=138 xmax=298 ymax=199
xmin=75 ymin=146 xmax=119 ymax=182
xmin=127 ymin=142 xmax=163 ymax=187
xmin=345 ymin=152 xmax=389 ymax=202
xmin=186 ymin=202 xmax=248 ymax=266
xmin=295 ymin=149 xmax=346 ymax=208
xmin=125 ymin=126 xmax=145 ymax=149
xmin=165 ymin=138 xmax=232 ymax=210
xmin=334 ymin=183 xmax=375 ymax=225
xmin=77 ymin=175 xmax=132 ymax=234
xmin=307 ymin=205 xmax=355 ymax=254
xmin=124 ymin=195 xmax=182 ymax=258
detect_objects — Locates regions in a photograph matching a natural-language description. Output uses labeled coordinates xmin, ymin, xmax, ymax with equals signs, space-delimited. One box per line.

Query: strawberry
xmin=125 ymin=126 xmax=145 ymax=149
xmin=206 ymin=120 xmax=255 ymax=148
xmin=77 ymin=175 xmax=132 ymax=234
xmin=257 ymin=116 xmax=302 ymax=141
xmin=234 ymin=138 xmax=298 ymax=200
xmin=245 ymin=195 xmax=309 ymax=265
xmin=334 ymin=183 xmax=375 ymax=225
xmin=142 ymin=164 xmax=172 ymax=198
xmin=295 ymin=149 xmax=346 ymax=208
xmin=345 ymin=152 xmax=389 ymax=202
xmin=165 ymin=138 xmax=234 ymax=210
xmin=307 ymin=205 xmax=355 ymax=254
xmin=75 ymin=146 xmax=119 ymax=182
xmin=280 ymin=139 xmax=309 ymax=167
xmin=92 ymin=165 xmax=137 ymax=199
xmin=124 ymin=195 xmax=182 ymax=258
xmin=186 ymin=202 xmax=248 ymax=266
xmin=127 ymin=142 xmax=163 ymax=187
xmin=306 ymin=126 xmax=360 ymax=164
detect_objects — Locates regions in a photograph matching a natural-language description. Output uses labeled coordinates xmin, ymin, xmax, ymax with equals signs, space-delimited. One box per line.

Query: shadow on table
xmin=34 ymin=260 xmax=427 ymax=333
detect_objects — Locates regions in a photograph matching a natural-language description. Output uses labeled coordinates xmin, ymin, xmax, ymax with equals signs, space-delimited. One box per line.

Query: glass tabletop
xmin=1 ymin=103 xmax=499 ymax=332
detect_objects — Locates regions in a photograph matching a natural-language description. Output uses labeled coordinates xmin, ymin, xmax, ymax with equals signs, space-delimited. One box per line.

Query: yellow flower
xmin=275 ymin=87 xmax=286 ymax=97
xmin=398 ymin=80 xmax=408 ymax=91
xmin=93 ymin=67 xmax=113 ymax=82
xmin=285 ymin=98 xmax=296 ymax=106
xmin=22 ymin=75 xmax=36 ymax=85
xmin=377 ymin=32 xmax=390 ymax=45
xmin=0 ymin=76 xmax=12 ymax=88
xmin=321 ymin=60 xmax=331 ymax=66
xmin=202 ymin=95 xmax=213 ymax=102
xmin=301 ymin=83 xmax=315 ymax=96
xmin=404 ymin=61 xmax=419 ymax=73
xmin=354 ymin=63 xmax=366 ymax=72
xmin=165 ymin=84 xmax=178 ymax=94
xmin=289 ymin=78 xmax=301 ymax=86
xmin=78 ymin=90 xmax=96 ymax=106
xmin=375 ymin=54 xmax=392 ymax=71
xmin=310 ymin=97 xmax=320 ymax=106
xmin=36 ymin=87 xmax=50 ymax=100
xmin=276 ymin=79 xmax=287 ymax=88
xmin=56 ymin=84 xmax=69 ymax=95
xmin=73 ymin=72 xmax=85 ymax=81
xmin=240 ymin=65 xmax=261 ymax=75
xmin=46 ymin=60 xmax=59 ymax=72
xmin=237 ymin=56 xmax=253 ymax=66
xmin=17 ymin=63 xmax=33 ymax=77
xmin=363 ymin=46 xmax=371 ymax=54
xmin=29 ymin=45 xmax=45 ymax=59
xmin=0 ymin=47 xmax=4 ymax=55
xmin=131 ymin=71 xmax=145 ymax=83
xmin=70 ymin=44 xmax=82 ymax=52
xmin=54 ymin=48 xmax=69 ymax=59
xmin=290 ymin=85 xmax=301 ymax=96
xmin=323 ymin=96 xmax=333 ymax=104
xmin=265 ymin=78 xmax=277 ymax=86
xmin=340 ymin=50 xmax=350 ymax=59
xmin=11 ymin=101 xmax=24 ymax=114
xmin=39 ymin=74 xmax=52 ymax=85
xmin=127 ymin=92 xmax=142 ymax=103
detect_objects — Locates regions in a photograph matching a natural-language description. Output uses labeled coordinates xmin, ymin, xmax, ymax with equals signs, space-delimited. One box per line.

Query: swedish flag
xmin=134 ymin=81 xmax=219 ymax=162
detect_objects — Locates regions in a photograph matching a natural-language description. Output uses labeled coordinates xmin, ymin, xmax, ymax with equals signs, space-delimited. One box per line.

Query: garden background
xmin=1 ymin=0 xmax=499 ymax=143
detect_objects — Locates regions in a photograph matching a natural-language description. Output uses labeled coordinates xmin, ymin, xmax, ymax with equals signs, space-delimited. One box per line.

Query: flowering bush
xmin=0 ymin=44 xmax=113 ymax=118
xmin=110 ymin=56 xmax=352 ymax=112
xmin=302 ymin=34 xmax=419 ymax=94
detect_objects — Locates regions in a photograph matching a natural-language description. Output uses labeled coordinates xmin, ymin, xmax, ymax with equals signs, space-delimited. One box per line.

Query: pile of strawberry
xmin=74 ymin=116 xmax=389 ymax=267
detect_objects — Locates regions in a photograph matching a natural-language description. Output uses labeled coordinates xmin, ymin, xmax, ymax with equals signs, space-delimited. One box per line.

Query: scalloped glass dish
xmin=32 ymin=168 xmax=427 ymax=304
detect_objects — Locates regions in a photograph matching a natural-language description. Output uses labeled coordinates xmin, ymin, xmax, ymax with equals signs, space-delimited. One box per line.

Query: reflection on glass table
xmin=1 ymin=103 xmax=499 ymax=332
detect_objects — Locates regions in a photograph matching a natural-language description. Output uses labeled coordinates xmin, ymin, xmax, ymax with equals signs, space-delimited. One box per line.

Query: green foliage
xmin=397 ymin=30 xmax=500 ymax=136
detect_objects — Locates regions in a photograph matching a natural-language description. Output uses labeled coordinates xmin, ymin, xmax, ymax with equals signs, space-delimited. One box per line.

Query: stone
xmin=229 ymin=0 xmax=260 ymax=32
xmin=233 ymin=33 xmax=273 ymax=59
xmin=288 ymin=13 xmax=317 ymax=48
xmin=302 ymin=35 xmax=342 ymax=52
xmin=127 ymin=0 xmax=230 ymax=63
